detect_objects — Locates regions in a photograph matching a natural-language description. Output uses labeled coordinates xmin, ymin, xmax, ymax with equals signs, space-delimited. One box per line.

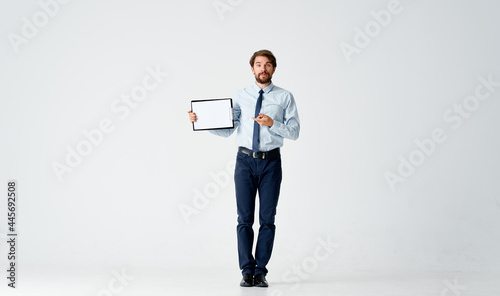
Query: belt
xmin=238 ymin=146 xmax=280 ymax=160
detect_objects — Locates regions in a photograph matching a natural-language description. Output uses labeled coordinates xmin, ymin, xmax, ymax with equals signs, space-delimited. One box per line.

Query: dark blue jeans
xmin=234 ymin=150 xmax=282 ymax=276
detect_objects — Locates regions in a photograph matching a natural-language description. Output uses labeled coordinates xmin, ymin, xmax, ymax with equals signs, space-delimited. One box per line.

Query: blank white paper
xmin=192 ymin=98 xmax=233 ymax=130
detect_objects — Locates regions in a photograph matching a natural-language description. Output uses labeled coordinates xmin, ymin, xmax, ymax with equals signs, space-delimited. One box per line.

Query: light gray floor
xmin=2 ymin=267 xmax=499 ymax=296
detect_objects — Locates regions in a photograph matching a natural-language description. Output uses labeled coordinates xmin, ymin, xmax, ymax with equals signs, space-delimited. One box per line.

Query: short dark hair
xmin=249 ymin=49 xmax=277 ymax=68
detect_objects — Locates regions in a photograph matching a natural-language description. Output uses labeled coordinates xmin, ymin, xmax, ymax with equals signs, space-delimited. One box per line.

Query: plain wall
xmin=0 ymin=0 xmax=499 ymax=277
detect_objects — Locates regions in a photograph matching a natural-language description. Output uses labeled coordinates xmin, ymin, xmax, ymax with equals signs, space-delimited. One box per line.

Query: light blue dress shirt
xmin=209 ymin=82 xmax=300 ymax=151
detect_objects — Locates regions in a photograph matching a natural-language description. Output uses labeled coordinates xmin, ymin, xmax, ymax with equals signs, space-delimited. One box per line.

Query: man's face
xmin=251 ymin=56 xmax=276 ymax=84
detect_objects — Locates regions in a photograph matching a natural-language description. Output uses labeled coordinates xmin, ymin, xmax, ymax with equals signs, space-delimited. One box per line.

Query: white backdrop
xmin=1 ymin=0 xmax=499 ymax=295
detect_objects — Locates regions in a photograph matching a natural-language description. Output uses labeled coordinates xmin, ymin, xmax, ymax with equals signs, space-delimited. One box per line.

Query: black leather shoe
xmin=254 ymin=274 xmax=269 ymax=287
xmin=240 ymin=274 xmax=254 ymax=287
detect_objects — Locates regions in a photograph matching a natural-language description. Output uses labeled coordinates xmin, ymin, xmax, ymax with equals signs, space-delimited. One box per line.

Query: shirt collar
xmin=252 ymin=82 xmax=274 ymax=94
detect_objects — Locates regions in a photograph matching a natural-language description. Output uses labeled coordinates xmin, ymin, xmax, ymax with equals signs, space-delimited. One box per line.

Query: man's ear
xmin=251 ymin=66 xmax=255 ymax=74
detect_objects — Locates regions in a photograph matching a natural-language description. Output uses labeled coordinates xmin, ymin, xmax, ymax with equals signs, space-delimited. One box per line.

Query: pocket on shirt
xmin=263 ymin=104 xmax=284 ymax=123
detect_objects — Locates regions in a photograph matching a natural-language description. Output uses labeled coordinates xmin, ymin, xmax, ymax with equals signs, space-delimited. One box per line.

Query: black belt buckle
xmin=252 ymin=151 xmax=265 ymax=159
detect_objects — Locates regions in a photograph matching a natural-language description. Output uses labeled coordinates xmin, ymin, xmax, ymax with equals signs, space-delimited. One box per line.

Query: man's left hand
xmin=252 ymin=113 xmax=274 ymax=127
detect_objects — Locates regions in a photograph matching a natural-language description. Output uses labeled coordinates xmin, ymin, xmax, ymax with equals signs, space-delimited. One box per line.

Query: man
xmin=188 ymin=49 xmax=300 ymax=287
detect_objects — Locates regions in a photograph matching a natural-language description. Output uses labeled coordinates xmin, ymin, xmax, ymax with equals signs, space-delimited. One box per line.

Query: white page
xmin=192 ymin=98 xmax=233 ymax=130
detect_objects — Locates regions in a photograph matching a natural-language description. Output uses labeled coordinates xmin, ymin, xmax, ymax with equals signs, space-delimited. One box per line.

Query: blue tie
xmin=252 ymin=89 xmax=264 ymax=152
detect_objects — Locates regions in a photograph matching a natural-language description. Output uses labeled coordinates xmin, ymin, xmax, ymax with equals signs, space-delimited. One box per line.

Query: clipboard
xmin=191 ymin=98 xmax=234 ymax=131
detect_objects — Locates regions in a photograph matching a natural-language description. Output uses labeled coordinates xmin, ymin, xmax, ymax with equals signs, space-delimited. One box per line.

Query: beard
xmin=255 ymin=72 xmax=272 ymax=84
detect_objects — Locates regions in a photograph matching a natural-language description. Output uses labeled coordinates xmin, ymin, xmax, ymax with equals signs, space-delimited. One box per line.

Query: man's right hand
xmin=188 ymin=110 xmax=197 ymax=123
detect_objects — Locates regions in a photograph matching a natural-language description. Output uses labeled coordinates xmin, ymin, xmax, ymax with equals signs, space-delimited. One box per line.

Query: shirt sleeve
xmin=269 ymin=93 xmax=300 ymax=140
xmin=208 ymin=97 xmax=241 ymax=138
